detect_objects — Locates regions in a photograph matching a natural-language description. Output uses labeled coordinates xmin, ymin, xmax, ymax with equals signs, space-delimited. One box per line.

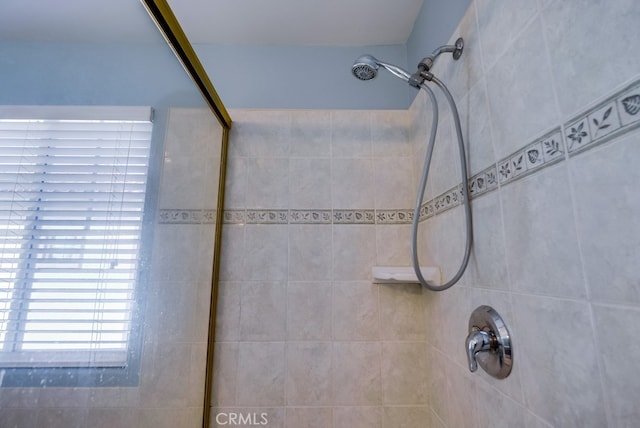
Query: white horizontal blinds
xmin=0 ymin=107 xmax=152 ymax=367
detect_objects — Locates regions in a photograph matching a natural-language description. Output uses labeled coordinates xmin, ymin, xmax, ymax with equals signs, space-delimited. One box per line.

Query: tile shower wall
xmin=215 ymin=2 xmax=640 ymax=428
xmin=213 ymin=108 xmax=436 ymax=428
xmin=0 ymin=108 xmax=221 ymax=428
xmin=413 ymin=1 xmax=640 ymax=427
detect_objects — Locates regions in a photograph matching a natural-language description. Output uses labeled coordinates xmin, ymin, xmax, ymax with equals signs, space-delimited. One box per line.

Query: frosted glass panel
xmin=0 ymin=2 xmax=223 ymax=427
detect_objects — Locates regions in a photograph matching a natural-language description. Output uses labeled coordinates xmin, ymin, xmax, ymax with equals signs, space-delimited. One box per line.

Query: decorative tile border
xmin=375 ymin=209 xmax=414 ymax=224
xmin=469 ymin=165 xmax=498 ymax=199
xmin=158 ymin=209 xmax=216 ymax=224
xmin=209 ymin=78 xmax=640 ymax=227
xmin=565 ymin=80 xmax=640 ymax=156
xmin=434 ymin=185 xmax=464 ymax=214
xmin=333 ymin=210 xmax=376 ymax=224
xmin=415 ymin=77 xmax=640 ymax=221
xmin=619 ymin=85 xmax=640 ymax=125
xmin=495 ymin=127 xmax=565 ymax=188
xmin=246 ymin=209 xmax=289 ymax=224
xmin=201 ymin=211 xmax=216 ymax=224
xmin=220 ymin=209 xmax=389 ymax=225
xmin=223 ymin=210 xmax=246 ymax=224
xmin=290 ymin=210 xmax=332 ymax=224
xmin=422 ymin=200 xmax=436 ymax=220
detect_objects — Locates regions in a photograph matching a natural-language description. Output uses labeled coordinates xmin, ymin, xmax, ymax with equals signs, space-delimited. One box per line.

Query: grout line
xmin=560 ymin=88 xmax=613 ymax=425
xmin=329 ymin=110 xmax=336 ymax=419
xmin=586 ymin=299 xmax=613 ymax=428
xmin=480 ymin=3 xmax=541 ymax=75
xmin=284 ymin=183 xmax=291 ymax=410
xmin=377 ymin=312 xmax=384 ymax=408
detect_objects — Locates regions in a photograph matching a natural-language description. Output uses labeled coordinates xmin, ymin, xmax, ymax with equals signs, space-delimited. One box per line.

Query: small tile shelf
xmin=372 ymin=266 xmax=441 ymax=285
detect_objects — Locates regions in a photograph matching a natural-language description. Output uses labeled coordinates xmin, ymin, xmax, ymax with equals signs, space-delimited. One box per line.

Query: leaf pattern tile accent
xmin=246 ymin=210 xmax=289 ymax=224
xmin=621 ymin=95 xmax=640 ymax=115
xmin=418 ymin=204 xmax=428 ymax=221
xmin=223 ymin=210 xmax=246 ymax=224
xmin=423 ymin=201 xmax=435 ymax=219
xmin=566 ymin=118 xmax=591 ymax=153
xmin=510 ymin=152 xmax=526 ymax=178
xmin=428 ymin=200 xmax=436 ymax=217
xmin=375 ymin=210 xmax=414 ymax=224
xmin=202 ymin=210 xmax=216 ymax=224
xmin=469 ymin=166 xmax=497 ymax=199
xmin=541 ymin=131 xmax=565 ymax=163
xmin=475 ymin=173 xmax=486 ymax=193
xmin=621 ymin=94 xmax=640 ymax=115
xmin=525 ymin=142 xmax=544 ymax=171
xmin=469 ymin=176 xmax=479 ymax=197
xmin=564 ymin=81 xmax=640 ymax=157
xmin=485 ymin=166 xmax=498 ymax=190
xmin=290 ymin=210 xmax=332 ymax=224
xmin=158 ymin=209 xmax=203 ymax=224
xmin=333 ymin=210 xmax=375 ymax=224
xmin=376 ymin=210 xmax=397 ymax=224
xmin=433 ymin=198 xmax=442 ymax=213
xmin=432 ymin=186 xmax=464 ymax=215
xmin=498 ymin=159 xmax=513 ymax=183
xmin=587 ymin=102 xmax=620 ymax=140
xmin=617 ymin=83 xmax=640 ymax=126
xmin=396 ymin=209 xmax=414 ymax=223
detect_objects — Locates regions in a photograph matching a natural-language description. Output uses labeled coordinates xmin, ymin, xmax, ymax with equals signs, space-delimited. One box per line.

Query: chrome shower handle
xmin=465 ymin=305 xmax=513 ymax=379
xmin=465 ymin=328 xmax=492 ymax=372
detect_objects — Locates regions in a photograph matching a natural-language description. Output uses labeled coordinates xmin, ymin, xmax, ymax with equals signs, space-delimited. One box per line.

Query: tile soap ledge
xmin=372 ymin=266 xmax=441 ymax=285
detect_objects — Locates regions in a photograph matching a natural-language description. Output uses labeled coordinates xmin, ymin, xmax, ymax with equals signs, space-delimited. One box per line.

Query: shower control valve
xmin=465 ymin=305 xmax=513 ymax=379
xmin=466 ymin=328 xmax=493 ymax=372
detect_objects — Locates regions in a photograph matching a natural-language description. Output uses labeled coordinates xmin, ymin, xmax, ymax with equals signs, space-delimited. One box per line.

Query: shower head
xmin=351 ymin=55 xmax=411 ymax=83
xmin=352 ymin=55 xmax=379 ymax=81
xmin=353 ymin=38 xmax=465 ymax=89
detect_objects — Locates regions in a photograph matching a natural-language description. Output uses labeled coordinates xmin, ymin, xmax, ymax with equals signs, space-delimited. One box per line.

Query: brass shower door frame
xmin=141 ymin=1 xmax=230 ymax=426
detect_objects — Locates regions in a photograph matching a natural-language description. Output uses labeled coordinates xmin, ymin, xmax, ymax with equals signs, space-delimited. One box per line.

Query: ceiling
xmin=166 ymin=0 xmax=423 ymax=46
xmin=0 ymin=0 xmax=423 ymax=46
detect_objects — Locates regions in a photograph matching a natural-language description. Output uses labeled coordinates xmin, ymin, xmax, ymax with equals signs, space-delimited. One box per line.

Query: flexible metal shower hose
xmin=411 ymin=77 xmax=473 ymax=291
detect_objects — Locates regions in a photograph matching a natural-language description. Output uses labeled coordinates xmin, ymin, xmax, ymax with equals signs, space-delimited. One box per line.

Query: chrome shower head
xmin=353 ymin=38 xmax=465 ymax=88
xmin=351 ymin=55 xmax=411 ymax=83
xmin=352 ymin=55 xmax=379 ymax=81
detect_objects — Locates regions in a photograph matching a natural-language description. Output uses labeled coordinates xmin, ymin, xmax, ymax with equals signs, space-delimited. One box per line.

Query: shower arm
xmin=408 ymin=38 xmax=464 ymax=88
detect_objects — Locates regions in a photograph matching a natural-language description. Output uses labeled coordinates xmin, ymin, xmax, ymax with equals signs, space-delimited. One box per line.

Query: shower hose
xmin=411 ymin=76 xmax=473 ymax=291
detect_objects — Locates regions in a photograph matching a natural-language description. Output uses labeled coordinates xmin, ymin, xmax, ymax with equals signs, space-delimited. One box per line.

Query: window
xmin=0 ymin=106 xmax=153 ymax=381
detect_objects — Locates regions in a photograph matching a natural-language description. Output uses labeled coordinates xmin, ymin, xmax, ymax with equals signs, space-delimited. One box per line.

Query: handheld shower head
xmin=351 ymin=55 xmax=411 ymax=83
xmin=352 ymin=55 xmax=379 ymax=81
xmin=353 ymin=38 xmax=464 ymax=88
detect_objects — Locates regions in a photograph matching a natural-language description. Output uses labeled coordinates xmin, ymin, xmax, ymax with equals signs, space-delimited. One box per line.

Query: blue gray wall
xmin=194 ymin=0 xmax=471 ymax=110
xmin=406 ymin=0 xmax=472 ymax=71
xmin=0 ymin=41 xmax=205 ymax=108
xmin=194 ymin=44 xmax=412 ymax=110
xmin=0 ymin=0 xmax=471 ymax=110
